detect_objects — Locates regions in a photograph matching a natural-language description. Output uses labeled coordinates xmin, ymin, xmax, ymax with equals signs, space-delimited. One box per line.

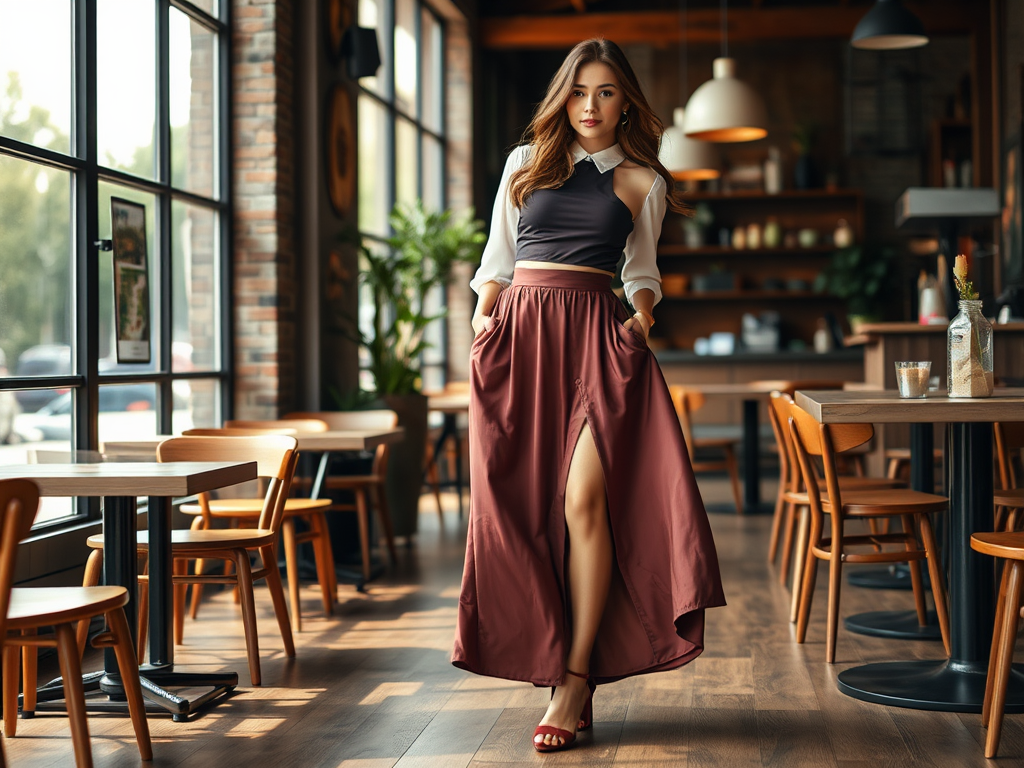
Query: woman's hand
xmin=472 ymin=314 xmax=494 ymax=338
xmin=624 ymin=312 xmax=651 ymax=343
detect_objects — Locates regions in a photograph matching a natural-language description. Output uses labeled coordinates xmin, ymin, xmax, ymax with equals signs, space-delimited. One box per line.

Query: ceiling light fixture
xmin=683 ymin=0 xmax=767 ymax=143
xmin=851 ymin=0 xmax=928 ymax=51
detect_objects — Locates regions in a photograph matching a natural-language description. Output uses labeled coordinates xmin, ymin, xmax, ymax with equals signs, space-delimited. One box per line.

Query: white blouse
xmin=469 ymin=142 xmax=666 ymax=307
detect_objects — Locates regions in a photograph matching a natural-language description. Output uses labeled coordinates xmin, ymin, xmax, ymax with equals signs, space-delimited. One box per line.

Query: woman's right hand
xmin=472 ymin=315 xmax=494 ymax=338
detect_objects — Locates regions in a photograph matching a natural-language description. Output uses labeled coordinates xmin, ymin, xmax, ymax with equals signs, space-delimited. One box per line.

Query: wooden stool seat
xmin=323 ymin=474 xmax=385 ymax=488
xmin=8 ymin=587 xmax=127 ymax=627
xmin=88 ymin=528 xmax=278 ymax=552
xmin=180 ymin=497 xmax=332 ymax=516
xmin=970 ymin=531 xmax=1024 ymax=757
xmin=827 ymin=489 xmax=948 ymax=517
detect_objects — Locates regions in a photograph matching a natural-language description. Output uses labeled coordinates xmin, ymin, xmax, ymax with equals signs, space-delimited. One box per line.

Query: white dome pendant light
xmin=661 ymin=107 xmax=721 ymax=181
xmin=683 ymin=0 xmax=767 ymax=143
xmin=660 ymin=0 xmax=721 ymax=180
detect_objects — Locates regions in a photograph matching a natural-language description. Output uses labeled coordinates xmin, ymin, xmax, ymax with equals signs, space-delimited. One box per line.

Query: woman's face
xmin=565 ymin=61 xmax=627 ymax=147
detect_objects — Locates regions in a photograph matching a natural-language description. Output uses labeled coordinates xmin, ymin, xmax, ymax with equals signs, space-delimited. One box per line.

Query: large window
xmin=357 ymin=0 xmax=447 ymax=393
xmin=0 ymin=1 xmax=231 ymax=526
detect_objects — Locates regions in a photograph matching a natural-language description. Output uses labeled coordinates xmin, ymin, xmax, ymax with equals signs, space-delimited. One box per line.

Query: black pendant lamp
xmin=851 ymin=0 xmax=928 ymax=51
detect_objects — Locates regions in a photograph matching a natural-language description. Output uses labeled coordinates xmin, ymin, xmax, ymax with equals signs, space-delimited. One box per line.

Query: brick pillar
xmin=445 ymin=16 xmax=475 ymax=384
xmin=232 ymin=0 xmax=298 ymax=418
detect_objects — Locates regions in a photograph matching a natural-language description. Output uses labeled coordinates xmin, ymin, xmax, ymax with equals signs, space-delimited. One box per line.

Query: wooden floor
xmin=5 ymin=478 xmax=1024 ymax=767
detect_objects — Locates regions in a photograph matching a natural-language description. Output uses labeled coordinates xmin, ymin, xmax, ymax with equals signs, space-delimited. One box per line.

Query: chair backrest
xmin=668 ymin=386 xmax=702 ymax=459
xmin=995 ymin=422 xmax=1024 ymax=489
xmin=283 ymin=410 xmax=398 ymax=431
xmin=768 ymin=391 xmax=799 ymax=492
xmin=225 ymin=418 xmax=329 ymax=433
xmin=750 ymin=379 xmax=847 ymax=397
xmin=156 ymin=435 xmax=298 ymax=531
xmin=444 ymin=381 xmax=470 ymax=394
xmin=0 ymin=479 xmax=40 ymax=631
xmin=789 ymin=403 xmax=874 ymax=514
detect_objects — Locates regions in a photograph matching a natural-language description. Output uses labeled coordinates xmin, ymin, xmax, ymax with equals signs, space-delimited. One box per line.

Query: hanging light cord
xmin=720 ymin=0 xmax=728 ymax=59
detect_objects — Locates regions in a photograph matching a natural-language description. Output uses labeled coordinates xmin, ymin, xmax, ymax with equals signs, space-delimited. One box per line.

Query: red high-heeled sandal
xmin=532 ymin=669 xmax=596 ymax=753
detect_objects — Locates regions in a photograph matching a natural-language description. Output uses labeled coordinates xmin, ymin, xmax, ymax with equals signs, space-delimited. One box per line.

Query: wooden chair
xmin=994 ymin=422 xmax=1024 ymax=531
xmin=0 ymin=479 xmax=152 ymax=768
xmin=84 ymin=435 xmax=298 ymax=686
xmin=768 ymin=392 xmax=904 ymax=606
xmin=668 ymin=386 xmax=743 ymax=514
xmin=184 ymin=422 xmax=336 ymax=633
xmin=788 ymin=403 xmax=951 ymax=662
xmin=970 ymin=531 xmax=1024 ymax=758
xmin=284 ymin=410 xmax=399 ymax=581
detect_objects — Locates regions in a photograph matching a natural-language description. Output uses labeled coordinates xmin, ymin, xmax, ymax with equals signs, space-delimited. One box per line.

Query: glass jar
xmin=947 ymin=299 xmax=993 ymax=398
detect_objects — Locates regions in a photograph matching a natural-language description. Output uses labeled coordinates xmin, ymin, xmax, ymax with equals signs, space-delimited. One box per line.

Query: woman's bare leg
xmin=536 ymin=421 xmax=613 ymax=747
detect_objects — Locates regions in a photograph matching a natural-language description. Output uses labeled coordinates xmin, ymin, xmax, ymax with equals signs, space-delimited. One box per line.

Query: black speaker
xmin=341 ymin=26 xmax=381 ymax=80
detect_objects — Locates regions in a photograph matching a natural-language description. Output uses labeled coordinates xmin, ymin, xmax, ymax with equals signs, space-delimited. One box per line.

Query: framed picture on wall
xmin=110 ymin=197 xmax=152 ymax=363
xmin=1003 ymin=133 xmax=1022 ymax=288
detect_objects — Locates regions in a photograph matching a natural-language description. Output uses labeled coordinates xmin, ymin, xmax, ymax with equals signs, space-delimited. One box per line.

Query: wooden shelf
xmin=664 ymin=291 xmax=828 ymax=301
xmin=678 ymin=188 xmax=863 ymax=201
xmin=659 ymin=245 xmax=837 ymax=257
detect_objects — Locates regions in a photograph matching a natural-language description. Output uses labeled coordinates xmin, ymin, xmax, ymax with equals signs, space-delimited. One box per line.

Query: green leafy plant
xmin=341 ymin=200 xmax=485 ymax=396
xmin=813 ymin=243 xmax=897 ymax=319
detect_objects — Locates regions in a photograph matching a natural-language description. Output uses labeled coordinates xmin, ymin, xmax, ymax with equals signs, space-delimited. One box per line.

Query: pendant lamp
xmin=661 ymin=0 xmax=720 ymax=180
xmin=683 ymin=0 xmax=767 ymax=143
xmin=661 ymin=107 xmax=721 ymax=181
xmin=851 ymin=0 xmax=928 ymax=50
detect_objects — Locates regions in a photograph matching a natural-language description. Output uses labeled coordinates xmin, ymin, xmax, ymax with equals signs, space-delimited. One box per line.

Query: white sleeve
xmin=469 ymin=145 xmax=530 ymax=294
xmin=621 ymin=172 xmax=666 ymax=307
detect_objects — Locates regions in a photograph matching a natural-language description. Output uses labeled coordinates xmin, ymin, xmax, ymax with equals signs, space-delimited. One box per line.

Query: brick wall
xmin=232 ymin=0 xmax=298 ymax=417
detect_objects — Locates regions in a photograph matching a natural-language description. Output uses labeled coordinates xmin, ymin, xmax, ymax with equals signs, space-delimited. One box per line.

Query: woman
xmin=452 ymin=38 xmax=725 ymax=753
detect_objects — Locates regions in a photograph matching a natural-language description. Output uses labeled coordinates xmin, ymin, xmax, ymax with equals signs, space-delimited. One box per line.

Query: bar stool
xmin=970 ymin=531 xmax=1024 ymax=758
xmin=994 ymin=422 xmax=1024 ymax=531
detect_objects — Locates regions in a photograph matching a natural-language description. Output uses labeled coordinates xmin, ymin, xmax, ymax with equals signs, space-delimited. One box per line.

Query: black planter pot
xmin=794 ymin=153 xmax=817 ymax=190
xmin=374 ymin=392 xmax=429 ymax=539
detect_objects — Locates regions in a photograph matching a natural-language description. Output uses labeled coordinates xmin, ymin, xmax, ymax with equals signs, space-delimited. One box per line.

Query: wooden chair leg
xmin=985 ymin=560 xmax=1023 ymax=759
xmin=796 ymin=547 xmax=820 ymax=644
xmin=21 ymin=628 xmax=37 ymax=718
xmin=261 ymin=544 xmax=296 ymax=658
xmin=55 ymin=622 xmax=92 ymax=768
xmin=825 ymin=520 xmax=845 ymax=663
xmin=724 ymin=446 xmax=744 ymax=515
xmin=983 ymin=560 xmax=1013 ymax=728
xmin=372 ymin=483 xmax=398 ymax=566
xmin=354 ymin=489 xmax=372 ymax=582
xmin=789 ymin=506 xmax=810 ymax=623
xmin=282 ymin=518 xmax=302 ymax=633
xmin=310 ymin=514 xmax=334 ymax=616
xmin=77 ymin=549 xmax=103 ymax=652
xmin=779 ymin=501 xmax=797 ymax=586
xmin=767 ymin=483 xmax=786 ymax=564
xmin=901 ymin=515 xmax=928 ymax=627
xmin=3 ymin=642 xmax=20 ymax=738
xmin=425 ymin=444 xmax=444 ymax=522
xmin=137 ymin=569 xmax=149 ymax=663
xmin=189 ymin=557 xmax=207 ymax=620
xmin=231 ymin=549 xmax=261 ymax=686
xmin=106 ymin=607 xmax=153 ymax=760
xmin=173 ymin=557 xmax=188 ymax=645
xmin=919 ymin=514 xmax=951 ymax=656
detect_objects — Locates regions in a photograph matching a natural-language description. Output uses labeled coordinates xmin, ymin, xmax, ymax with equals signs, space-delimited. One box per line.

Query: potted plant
xmin=339 ymin=200 xmax=485 ymax=537
xmin=813 ymin=243 xmax=898 ymax=334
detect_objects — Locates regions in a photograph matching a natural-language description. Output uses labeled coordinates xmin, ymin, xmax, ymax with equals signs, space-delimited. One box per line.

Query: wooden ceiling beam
xmin=480 ymin=5 xmax=979 ymax=49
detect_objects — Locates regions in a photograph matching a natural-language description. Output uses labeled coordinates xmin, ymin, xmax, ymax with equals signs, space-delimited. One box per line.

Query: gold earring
xmin=620 ymin=111 xmax=629 ymax=126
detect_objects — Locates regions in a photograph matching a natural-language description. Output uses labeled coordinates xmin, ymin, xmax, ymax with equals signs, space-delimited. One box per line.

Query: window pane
xmin=396 ymin=117 xmax=419 ymax=207
xmin=358 ymin=240 xmax=388 ymax=393
xmin=421 ymin=283 xmax=444 ymax=367
xmin=422 ymin=133 xmax=443 ymax=213
xmin=97 ymin=0 xmax=156 ymax=179
xmin=190 ymin=0 xmax=217 ymax=16
xmin=173 ymin=378 xmax=219 ymax=433
xmin=358 ymin=95 xmax=390 ymax=237
xmin=0 ymin=0 xmax=73 ymax=155
xmin=394 ymin=0 xmax=417 ymax=117
xmin=171 ymin=201 xmax=220 ymax=372
xmin=8 ymin=387 xmax=71 ymax=445
xmin=420 ymin=8 xmax=442 ymax=133
xmin=96 ymin=383 xmax=158 ymax=443
xmin=98 ymin=184 xmax=159 ymax=371
xmin=0 ymin=156 xmax=74 ymax=405
xmin=0 ymin=429 xmax=75 ymax=524
xmin=358 ymin=0 xmax=386 ymax=98
xmin=170 ymin=8 xmax=217 ymax=198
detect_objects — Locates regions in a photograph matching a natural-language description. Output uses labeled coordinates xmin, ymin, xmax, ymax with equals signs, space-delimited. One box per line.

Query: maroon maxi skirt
xmin=452 ymin=268 xmax=726 ymax=687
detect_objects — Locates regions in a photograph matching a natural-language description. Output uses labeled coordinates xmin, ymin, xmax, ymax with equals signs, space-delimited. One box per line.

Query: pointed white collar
xmin=570 ymin=142 xmax=626 ymax=174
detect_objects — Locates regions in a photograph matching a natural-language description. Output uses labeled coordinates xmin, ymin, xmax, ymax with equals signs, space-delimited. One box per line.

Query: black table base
xmin=838 ymin=660 xmax=1024 ymax=713
xmin=847 ymin=565 xmax=915 ymax=590
xmin=843 ymin=610 xmax=942 ymax=641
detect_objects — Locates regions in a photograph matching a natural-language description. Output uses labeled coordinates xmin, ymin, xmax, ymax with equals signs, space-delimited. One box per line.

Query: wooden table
xmin=425 ymin=391 xmax=470 ymax=518
xmin=0 ymin=460 xmax=257 ymax=720
xmin=795 ymin=388 xmax=1024 ymax=712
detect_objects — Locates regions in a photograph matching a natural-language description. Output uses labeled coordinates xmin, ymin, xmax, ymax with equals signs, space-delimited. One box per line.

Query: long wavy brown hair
xmin=508 ymin=38 xmax=690 ymax=215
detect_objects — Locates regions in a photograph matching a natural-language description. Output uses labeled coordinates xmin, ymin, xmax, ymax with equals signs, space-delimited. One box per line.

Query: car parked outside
xmin=14 ymin=344 xmax=72 ymax=413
